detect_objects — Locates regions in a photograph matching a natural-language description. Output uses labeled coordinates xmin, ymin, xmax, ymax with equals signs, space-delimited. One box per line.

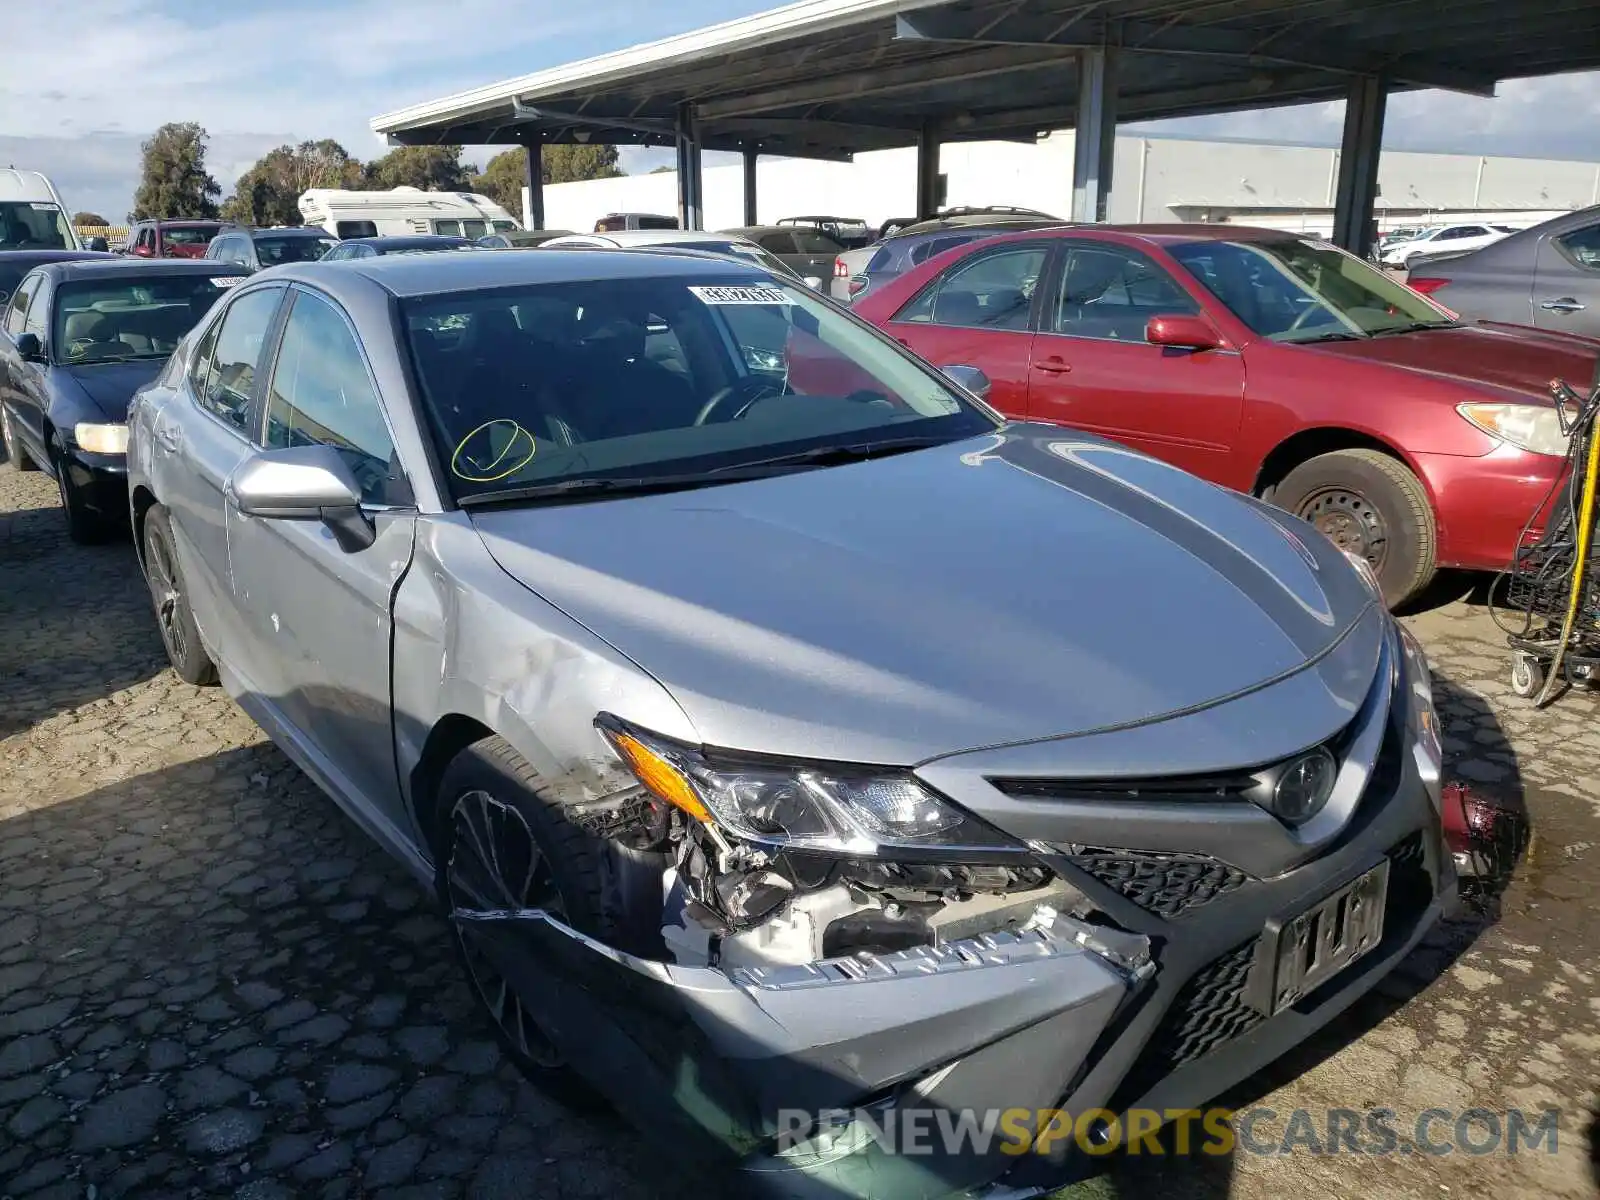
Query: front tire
xmin=434 ymin=736 xmax=631 ymax=1103
xmin=142 ymin=504 xmax=218 ymax=685
xmin=1274 ymin=449 xmax=1437 ymax=608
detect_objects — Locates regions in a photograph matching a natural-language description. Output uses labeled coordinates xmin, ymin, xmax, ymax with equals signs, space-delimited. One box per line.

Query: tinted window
xmin=54 ymin=274 xmax=239 ymax=363
xmin=638 ymin=215 xmax=680 ymax=230
xmin=1049 ymin=245 xmax=1198 ymax=342
xmin=492 ymin=221 xmax=516 ymax=232
xmin=909 ymin=234 xmax=977 ymax=266
xmin=895 ymin=244 xmax=1048 ymax=331
xmin=164 ymin=226 xmax=218 ymax=246
xmin=461 ymin=220 xmax=488 ymax=239
xmin=263 ymin=291 xmax=397 ymax=504
xmin=23 ymin=281 xmax=49 ymax=341
xmin=194 ymin=287 xmax=282 ymax=431
xmin=790 ymin=230 xmax=842 ymax=255
xmin=756 ymin=231 xmax=796 ymax=253
xmin=3 ymin=275 xmax=38 ymax=334
xmin=400 ymin=273 xmax=992 ymax=501
xmin=1556 ymin=225 xmax=1600 ymax=270
xmin=434 ymin=220 xmax=462 ymax=237
xmin=255 ymin=235 xmax=336 ymax=266
xmin=0 ymin=202 xmax=73 ymax=251
xmin=336 ymin=221 xmax=379 ymax=239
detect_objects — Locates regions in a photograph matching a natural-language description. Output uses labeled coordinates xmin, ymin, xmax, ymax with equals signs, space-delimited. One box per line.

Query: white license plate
xmin=1254 ymin=859 xmax=1389 ymax=1015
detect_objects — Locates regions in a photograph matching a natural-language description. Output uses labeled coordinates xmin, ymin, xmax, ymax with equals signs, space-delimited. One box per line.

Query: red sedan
xmin=852 ymin=225 xmax=1597 ymax=606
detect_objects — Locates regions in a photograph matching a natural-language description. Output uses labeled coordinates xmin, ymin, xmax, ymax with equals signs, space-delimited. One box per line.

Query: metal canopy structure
xmin=371 ymin=0 xmax=1600 ymax=246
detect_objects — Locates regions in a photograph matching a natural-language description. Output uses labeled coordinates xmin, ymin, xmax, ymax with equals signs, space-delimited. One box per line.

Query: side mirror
xmin=86 ymin=237 xmax=109 ymax=253
xmin=941 ymin=363 xmax=992 ymax=402
xmin=226 ymin=445 xmax=375 ymax=552
xmin=1145 ymin=313 xmax=1223 ymax=351
xmin=14 ymin=332 xmax=43 ymax=362
xmin=803 ymin=276 xmax=824 ymax=291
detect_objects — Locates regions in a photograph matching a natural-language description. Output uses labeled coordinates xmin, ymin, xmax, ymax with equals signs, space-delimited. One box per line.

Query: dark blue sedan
xmin=0 ymin=258 xmax=250 ymax=541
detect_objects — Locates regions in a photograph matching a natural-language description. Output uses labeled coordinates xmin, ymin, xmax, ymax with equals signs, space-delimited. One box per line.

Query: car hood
xmin=57 ymin=360 xmax=166 ymax=422
xmin=470 ymin=426 xmax=1376 ymax=765
xmin=1305 ymin=325 xmax=1600 ymax=401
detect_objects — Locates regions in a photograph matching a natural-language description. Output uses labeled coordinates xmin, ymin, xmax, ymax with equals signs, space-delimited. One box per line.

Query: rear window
xmin=637 ymin=215 xmax=679 ymax=230
xmin=163 ymin=226 xmax=219 ymax=246
xmin=255 ymin=235 xmax=337 ymax=266
xmin=336 ymin=220 xmax=379 ymax=239
xmin=791 ymin=230 xmax=843 ymax=254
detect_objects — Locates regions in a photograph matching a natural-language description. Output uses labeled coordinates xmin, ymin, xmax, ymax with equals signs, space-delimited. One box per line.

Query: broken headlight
xmin=597 ymin=716 xmax=1022 ymax=856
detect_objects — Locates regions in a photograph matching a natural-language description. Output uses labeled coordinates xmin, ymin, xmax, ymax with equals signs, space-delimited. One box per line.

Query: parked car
xmin=474 ymin=230 xmax=575 ymax=249
xmin=831 ymin=217 xmax=1061 ymax=303
xmin=204 ymin=225 xmax=338 ymax=273
xmin=536 ymin=229 xmax=813 ymax=285
xmin=125 ymin=246 xmax=1449 ymax=1199
xmin=320 ymin=235 xmax=473 ymax=260
xmin=853 ymin=224 xmax=1597 ymax=607
xmin=125 ymin=219 xmax=223 ymax=259
xmin=0 ymin=249 xmax=117 ymax=307
xmin=719 ymin=224 xmax=844 ymax=280
xmin=1379 ymin=223 xmax=1507 ymax=269
xmin=1405 ymin=206 xmax=1600 ymax=339
xmin=0 ymin=169 xmax=100 ymax=251
xmin=0 ymin=258 xmax=248 ymax=540
xmin=776 ymin=214 xmax=874 ymax=249
xmin=299 ymin=187 xmax=520 ymax=240
xmin=593 ymin=213 xmax=679 ymax=232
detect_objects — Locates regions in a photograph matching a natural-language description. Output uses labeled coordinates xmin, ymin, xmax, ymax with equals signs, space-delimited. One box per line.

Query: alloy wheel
xmin=145 ymin=528 xmax=189 ymax=665
xmin=1299 ymin=487 xmax=1388 ymax=572
xmin=446 ymin=789 xmax=568 ymax=1068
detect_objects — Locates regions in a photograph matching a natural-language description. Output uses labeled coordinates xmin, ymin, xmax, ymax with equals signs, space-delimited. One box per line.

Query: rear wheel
xmin=1274 ymin=449 xmax=1437 ymax=608
xmin=142 ymin=504 xmax=218 ymax=685
xmin=1 ymin=407 xmax=37 ymax=470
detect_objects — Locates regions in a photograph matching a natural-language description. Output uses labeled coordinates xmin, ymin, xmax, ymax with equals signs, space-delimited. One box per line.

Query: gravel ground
xmin=1 ymin=459 xmax=1596 ymax=1200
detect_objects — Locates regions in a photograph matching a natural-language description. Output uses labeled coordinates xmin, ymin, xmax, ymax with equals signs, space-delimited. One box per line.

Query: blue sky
xmin=4 ymin=0 xmax=1598 ymax=222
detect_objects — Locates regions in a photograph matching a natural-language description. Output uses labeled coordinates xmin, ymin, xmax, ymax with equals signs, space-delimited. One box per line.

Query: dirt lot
xmin=1 ymin=460 xmax=1596 ymax=1200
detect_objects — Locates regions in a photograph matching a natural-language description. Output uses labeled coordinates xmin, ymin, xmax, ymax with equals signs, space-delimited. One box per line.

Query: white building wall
xmin=535 ymin=134 xmax=1600 ymax=235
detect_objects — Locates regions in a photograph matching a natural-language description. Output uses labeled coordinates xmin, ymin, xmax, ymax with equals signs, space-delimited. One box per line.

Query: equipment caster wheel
xmin=1511 ymin=653 xmax=1545 ymax=699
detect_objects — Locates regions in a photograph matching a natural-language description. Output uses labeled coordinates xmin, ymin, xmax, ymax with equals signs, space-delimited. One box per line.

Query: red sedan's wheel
xmin=1274 ymin=449 xmax=1437 ymax=609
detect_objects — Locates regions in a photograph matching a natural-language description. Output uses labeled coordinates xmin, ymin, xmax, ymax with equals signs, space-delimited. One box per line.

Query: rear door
xmin=152 ymin=283 xmax=287 ymax=667
xmin=884 ymin=239 xmax=1057 ymax=417
xmin=225 ymin=285 xmax=417 ymax=833
xmin=1026 ymin=241 xmax=1246 ymax=482
xmin=1533 ymin=219 xmax=1600 ymax=338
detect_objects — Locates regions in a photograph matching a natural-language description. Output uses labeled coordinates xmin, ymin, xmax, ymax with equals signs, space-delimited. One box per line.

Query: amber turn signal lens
xmin=606 ymin=730 xmax=713 ymax=824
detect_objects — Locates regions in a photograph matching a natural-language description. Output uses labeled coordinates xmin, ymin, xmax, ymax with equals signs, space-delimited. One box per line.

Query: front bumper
xmin=464 ymin=617 xmax=1448 ymax=1200
xmin=60 ymin=447 xmax=129 ymax=520
xmin=1414 ymin=442 xmax=1566 ymax=570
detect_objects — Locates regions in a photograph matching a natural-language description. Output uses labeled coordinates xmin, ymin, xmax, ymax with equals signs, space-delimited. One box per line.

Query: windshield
xmin=256 ymin=235 xmax=337 ymax=266
xmin=164 ymin=226 xmax=219 ymax=246
xmin=0 ymin=202 xmax=74 ymax=251
xmin=53 ymin=274 xmax=238 ymax=363
xmin=1168 ymin=238 xmax=1456 ymax=343
xmin=401 ymin=272 xmax=997 ymax=503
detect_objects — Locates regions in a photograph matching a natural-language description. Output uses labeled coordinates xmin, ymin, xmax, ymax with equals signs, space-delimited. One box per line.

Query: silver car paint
xmin=125 ymin=251 xmax=1446 ymax=1200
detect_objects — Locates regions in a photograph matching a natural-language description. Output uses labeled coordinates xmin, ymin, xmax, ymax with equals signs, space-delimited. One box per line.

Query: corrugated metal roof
xmin=371 ymin=0 xmax=1600 ymax=160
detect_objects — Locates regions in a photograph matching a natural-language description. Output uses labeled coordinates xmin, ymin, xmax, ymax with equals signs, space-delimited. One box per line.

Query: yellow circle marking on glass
xmin=451 ymin=419 xmax=536 ymax=483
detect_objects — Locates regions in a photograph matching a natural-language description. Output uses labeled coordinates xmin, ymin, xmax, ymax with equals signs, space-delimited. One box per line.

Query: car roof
xmin=271 ymin=246 xmax=770 ymax=299
xmin=0 ymin=250 xmax=117 ymax=269
xmin=38 ymin=258 xmax=251 ymax=281
xmin=234 ymin=226 xmax=332 ymax=238
xmin=139 ymin=219 xmax=221 ymax=228
xmin=348 ymin=235 xmax=471 ymax=249
xmin=564 ymin=230 xmax=747 ymax=246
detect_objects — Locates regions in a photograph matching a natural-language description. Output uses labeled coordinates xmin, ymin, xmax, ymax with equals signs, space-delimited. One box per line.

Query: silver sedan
xmin=125 ymin=248 xmax=1452 ymax=1199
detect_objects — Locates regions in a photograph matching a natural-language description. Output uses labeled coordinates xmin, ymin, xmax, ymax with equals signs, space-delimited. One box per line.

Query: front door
xmin=225 ymin=286 xmax=416 ymax=831
xmin=885 ymin=240 xmax=1057 ymax=417
xmin=1532 ymin=220 xmax=1600 ymax=339
xmin=1026 ymin=242 xmax=1246 ymax=484
xmin=155 ymin=283 xmax=287 ymax=665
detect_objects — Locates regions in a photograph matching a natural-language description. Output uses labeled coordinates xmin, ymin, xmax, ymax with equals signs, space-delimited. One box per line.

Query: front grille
xmin=1121 ymin=937 xmax=1265 ymax=1099
xmin=1064 ymin=848 xmax=1248 ymax=919
xmin=993 ymin=770 xmax=1260 ymax=804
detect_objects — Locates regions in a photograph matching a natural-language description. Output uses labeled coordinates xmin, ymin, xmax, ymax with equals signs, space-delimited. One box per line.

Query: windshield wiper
xmin=1368 ymin=320 xmax=1460 ymax=337
xmin=458 ymin=474 xmax=721 ymax=508
xmin=1283 ymin=330 xmax=1367 ymax=345
xmin=713 ymin=435 xmax=951 ymax=473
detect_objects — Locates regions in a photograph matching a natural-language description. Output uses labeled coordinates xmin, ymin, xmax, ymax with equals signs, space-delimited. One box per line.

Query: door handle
xmin=155 ymin=426 xmax=181 ymax=453
xmin=1033 ymin=357 xmax=1072 ymax=374
xmin=1540 ymin=298 xmax=1586 ymax=314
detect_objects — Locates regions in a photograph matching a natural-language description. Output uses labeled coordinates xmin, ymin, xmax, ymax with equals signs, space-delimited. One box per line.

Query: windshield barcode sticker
xmin=211 ymin=277 xmax=244 ymax=288
xmin=688 ymin=285 xmax=793 ymax=306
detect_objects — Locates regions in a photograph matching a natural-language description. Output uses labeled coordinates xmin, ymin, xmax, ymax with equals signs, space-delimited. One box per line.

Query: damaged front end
xmin=450 ymin=715 xmax=1155 ymax=1200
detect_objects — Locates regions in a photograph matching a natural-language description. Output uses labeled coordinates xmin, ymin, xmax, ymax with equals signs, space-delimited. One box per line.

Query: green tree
xmin=543 ymin=143 xmax=622 ymax=185
xmin=131 ymin=122 xmax=220 ymax=221
xmin=72 ymin=211 xmax=110 ymax=226
xmin=468 ymin=148 xmax=529 ymax=212
xmin=221 ymin=140 xmax=364 ymax=226
xmin=364 ymin=145 xmax=472 ymax=192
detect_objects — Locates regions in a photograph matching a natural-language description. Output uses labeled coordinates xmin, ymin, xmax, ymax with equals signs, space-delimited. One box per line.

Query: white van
xmin=0 ymin=169 xmax=90 ymax=251
xmin=298 ymin=187 xmax=521 ymax=240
